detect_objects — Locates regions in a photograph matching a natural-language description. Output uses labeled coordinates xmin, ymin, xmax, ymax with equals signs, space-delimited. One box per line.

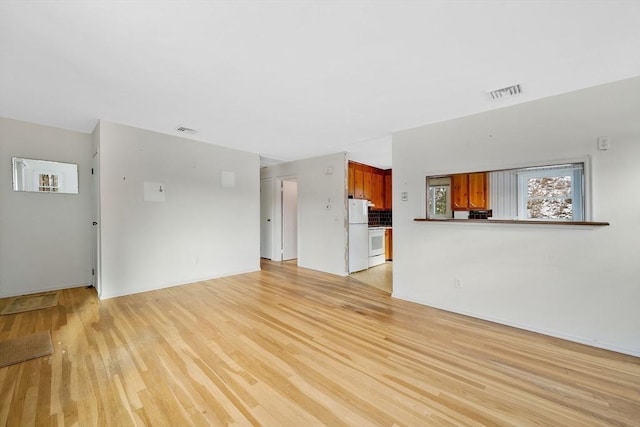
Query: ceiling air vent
xmin=176 ymin=125 xmax=197 ymax=134
xmin=487 ymin=84 xmax=522 ymax=100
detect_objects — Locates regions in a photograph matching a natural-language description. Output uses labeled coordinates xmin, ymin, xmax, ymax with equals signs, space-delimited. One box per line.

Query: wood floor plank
xmin=0 ymin=259 xmax=638 ymax=426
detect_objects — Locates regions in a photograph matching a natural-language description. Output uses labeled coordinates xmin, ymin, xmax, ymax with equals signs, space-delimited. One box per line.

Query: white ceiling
xmin=1 ymin=1 xmax=639 ymax=169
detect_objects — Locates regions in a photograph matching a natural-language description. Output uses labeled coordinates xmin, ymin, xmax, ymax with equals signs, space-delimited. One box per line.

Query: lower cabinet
xmin=385 ymin=229 xmax=393 ymax=261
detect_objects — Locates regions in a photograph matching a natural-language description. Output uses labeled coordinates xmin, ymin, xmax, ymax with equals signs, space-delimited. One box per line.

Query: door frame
xmin=260 ymin=178 xmax=274 ymax=259
xmin=91 ymin=148 xmax=101 ymax=298
xmin=281 ymin=178 xmax=298 ymax=261
xmin=268 ymin=175 xmax=298 ymax=262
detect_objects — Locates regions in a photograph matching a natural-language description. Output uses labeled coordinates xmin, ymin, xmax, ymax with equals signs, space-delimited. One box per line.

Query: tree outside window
xmin=426 ymin=176 xmax=452 ymax=219
xmin=517 ymin=164 xmax=583 ymax=221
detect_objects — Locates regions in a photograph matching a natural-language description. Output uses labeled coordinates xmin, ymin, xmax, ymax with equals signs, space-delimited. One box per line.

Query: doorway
xmin=260 ymin=178 xmax=273 ymax=259
xmin=260 ymin=177 xmax=298 ymax=262
xmin=281 ymin=179 xmax=298 ymax=261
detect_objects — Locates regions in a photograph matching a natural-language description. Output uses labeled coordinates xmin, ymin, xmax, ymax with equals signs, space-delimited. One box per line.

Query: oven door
xmin=368 ymin=228 xmax=385 ymax=257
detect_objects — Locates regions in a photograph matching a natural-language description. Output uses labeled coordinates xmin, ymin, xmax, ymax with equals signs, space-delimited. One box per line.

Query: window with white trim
xmin=38 ymin=173 xmax=60 ymax=193
xmin=426 ymin=176 xmax=452 ymax=219
xmin=517 ymin=163 xmax=584 ymax=221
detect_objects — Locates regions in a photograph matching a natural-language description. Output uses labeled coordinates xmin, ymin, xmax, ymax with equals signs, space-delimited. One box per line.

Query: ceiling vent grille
xmin=487 ymin=84 xmax=522 ymax=100
xmin=176 ymin=126 xmax=197 ymax=134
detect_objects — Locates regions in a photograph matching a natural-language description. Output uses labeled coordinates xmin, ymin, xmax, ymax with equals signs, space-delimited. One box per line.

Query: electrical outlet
xmin=454 ymin=278 xmax=462 ymax=289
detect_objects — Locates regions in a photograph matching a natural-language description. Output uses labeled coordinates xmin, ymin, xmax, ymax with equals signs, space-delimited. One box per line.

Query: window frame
xmin=426 ymin=176 xmax=452 ymax=219
xmin=516 ymin=164 xmax=584 ymax=221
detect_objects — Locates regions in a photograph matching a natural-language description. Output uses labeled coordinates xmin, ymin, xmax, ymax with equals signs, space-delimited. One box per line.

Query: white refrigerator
xmin=348 ymin=199 xmax=369 ymax=273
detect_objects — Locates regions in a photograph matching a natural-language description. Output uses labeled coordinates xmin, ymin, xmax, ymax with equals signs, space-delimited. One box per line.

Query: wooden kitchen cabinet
xmin=451 ymin=174 xmax=469 ymax=210
xmin=468 ymin=172 xmax=488 ymax=209
xmin=371 ymin=172 xmax=384 ymax=208
xmin=451 ymin=172 xmax=488 ymax=210
xmin=353 ymin=164 xmax=364 ymax=199
xmin=348 ymin=161 xmax=392 ymax=209
xmin=385 ymin=228 xmax=393 ymax=261
xmin=348 ymin=164 xmax=355 ymax=198
xmin=384 ymin=171 xmax=392 ymax=209
xmin=363 ymin=166 xmax=373 ymax=201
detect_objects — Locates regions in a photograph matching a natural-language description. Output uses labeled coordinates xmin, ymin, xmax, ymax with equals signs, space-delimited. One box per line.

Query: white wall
xmin=392 ymin=77 xmax=640 ymax=356
xmin=261 ymin=153 xmax=347 ymax=276
xmin=97 ymin=121 xmax=260 ymax=299
xmin=0 ymin=117 xmax=93 ymax=297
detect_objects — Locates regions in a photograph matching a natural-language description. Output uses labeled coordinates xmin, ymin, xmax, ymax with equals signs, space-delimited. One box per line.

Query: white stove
xmin=368 ymin=227 xmax=386 ymax=267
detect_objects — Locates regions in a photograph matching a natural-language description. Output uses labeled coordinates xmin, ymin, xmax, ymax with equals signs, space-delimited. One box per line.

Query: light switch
xmin=597 ymin=136 xmax=611 ymax=151
xmin=401 ymin=192 xmax=408 ymax=201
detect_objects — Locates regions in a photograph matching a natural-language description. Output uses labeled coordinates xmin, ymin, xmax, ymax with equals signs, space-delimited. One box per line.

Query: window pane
xmin=434 ymin=187 xmax=448 ymax=215
xmin=38 ymin=173 xmax=60 ymax=192
xmin=429 ymin=186 xmax=449 ymax=216
xmin=526 ymin=175 xmax=575 ymax=220
xmin=527 ymin=176 xmax=571 ymax=198
xmin=527 ymin=198 xmax=573 ymax=219
xmin=428 ymin=188 xmax=434 ymax=214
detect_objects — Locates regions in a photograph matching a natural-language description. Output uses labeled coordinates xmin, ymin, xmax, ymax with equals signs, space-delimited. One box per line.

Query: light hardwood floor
xmin=350 ymin=262 xmax=393 ymax=294
xmin=1 ymin=260 xmax=638 ymax=426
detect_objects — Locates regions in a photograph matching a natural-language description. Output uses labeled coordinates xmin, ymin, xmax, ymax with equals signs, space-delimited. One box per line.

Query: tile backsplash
xmin=368 ymin=209 xmax=392 ymax=227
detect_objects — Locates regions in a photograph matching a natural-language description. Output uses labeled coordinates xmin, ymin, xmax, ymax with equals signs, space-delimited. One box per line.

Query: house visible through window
xmin=39 ymin=173 xmax=59 ymax=192
xmin=517 ymin=163 xmax=584 ymax=221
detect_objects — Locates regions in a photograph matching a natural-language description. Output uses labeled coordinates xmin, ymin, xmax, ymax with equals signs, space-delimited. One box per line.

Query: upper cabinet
xmin=348 ymin=161 xmax=392 ymax=209
xmin=348 ymin=165 xmax=355 ymax=199
xmin=468 ymin=172 xmax=488 ymax=209
xmin=363 ymin=167 xmax=373 ymax=201
xmin=451 ymin=174 xmax=469 ymax=210
xmin=383 ymin=171 xmax=392 ymax=210
xmin=451 ymin=172 xmax=488 ymax=210
xmin=371 ymin=172 xmax=384 ymax=208
xmin=352 ymin=164 xmax=364 ymax=199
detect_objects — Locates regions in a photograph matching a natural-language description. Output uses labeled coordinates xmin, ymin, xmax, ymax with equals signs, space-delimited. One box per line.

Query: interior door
xmin=281 ymin=179 xmax=298 ymax=261
xmin=260 ymin=179 xmax=273 ymax=259
xmin=91 ymin=148 xmax=101 ymax=297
